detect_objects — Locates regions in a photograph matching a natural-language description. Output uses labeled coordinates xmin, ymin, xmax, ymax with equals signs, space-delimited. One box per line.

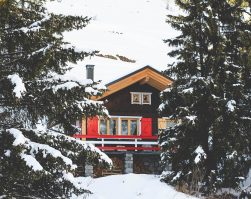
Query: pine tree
xmin=160 ymin=0 xmax=251 ymax=194
xmin=0 ymin=0 xmax=111 ymax=198
xmin=0 ymin=128 xmax=111 ymax=198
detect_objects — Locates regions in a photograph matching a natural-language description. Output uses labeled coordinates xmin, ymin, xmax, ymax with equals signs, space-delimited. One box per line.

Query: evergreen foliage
xmin=160 ymin=0 xmax=251 ymax=194
xmin=0 ymin=128 xmax=110 ymax=198
xmin=0 ymin=0 xmax=111 ymax=198
xmin=0 ymin=0 xmax=106 ymax=133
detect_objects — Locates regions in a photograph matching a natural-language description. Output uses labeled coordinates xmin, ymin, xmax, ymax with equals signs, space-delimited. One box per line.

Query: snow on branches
xmin=7 ymin=74 xmax=26 ymax=98
xmin=0 ymin=128 xmax=112 ymax=198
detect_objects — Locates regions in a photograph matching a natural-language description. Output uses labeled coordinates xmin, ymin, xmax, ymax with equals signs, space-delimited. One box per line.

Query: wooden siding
xmin=81 ymin=116 xmax=87 ymax=140
xmin=103 ymin=82 xmax=160 ymax=135
xmin=158 ymin=118 xmax=166 ymax=130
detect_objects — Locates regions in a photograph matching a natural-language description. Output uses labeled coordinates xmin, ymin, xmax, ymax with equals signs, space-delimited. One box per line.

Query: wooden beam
xmin=73 ymin=134 xmax=158 ymax=140
xmin=81 ymin=116 xmax=86 ymax=141
xmin=95 ymin=68 xmax=173 ymax=100
xmin=97 ymin=146 xmax=160 ymax=151
xmin=139 ymin=76 xmax=150 ymax=85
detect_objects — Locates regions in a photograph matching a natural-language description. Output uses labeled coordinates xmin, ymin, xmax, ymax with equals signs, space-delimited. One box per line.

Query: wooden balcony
xmin=73 ymin=134 xmax=160 ymax=151
xmin=73 ymin=117 xmax=176 ymax=152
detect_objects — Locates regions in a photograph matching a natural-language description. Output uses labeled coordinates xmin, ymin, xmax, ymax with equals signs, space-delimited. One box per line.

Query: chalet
xmin=74 ymin=65 xmax=174 ymax=176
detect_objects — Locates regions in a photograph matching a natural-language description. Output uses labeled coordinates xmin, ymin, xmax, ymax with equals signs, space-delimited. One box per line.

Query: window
xmin=121 ymin=118 xmax=139 ymax=135
xmin=109 ymin=119 xmax=117 ymax=135
xmin=142 ymin=93 xmax=151 ymax=104
xmin=99 ymin=119 xmax=107 ymax=135
xmin=130 ymin=120 xmax=138 ymax=135
xmin=131 ymin=92 xmax=151 ymax=105
xmin=99 ymin=116 xmax=140 ymax=135
xmin=158 ymin=118 xmax=176 ymax=130
xmin=99 ymin=118 xmax=118 ymax=135
xmin=121 ymin=120 xmax=129 ymax=135
xmin=131 ymin=93 xmax=141 ymax=104
xmin=166 ymin=120 xmax=176 ymax=128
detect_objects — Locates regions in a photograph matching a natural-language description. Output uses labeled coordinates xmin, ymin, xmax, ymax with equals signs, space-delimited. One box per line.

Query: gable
xmin=103 ymin=82 xmax=160 ymax=116
xmin=96 ymin=66 xmax=173 ymax=100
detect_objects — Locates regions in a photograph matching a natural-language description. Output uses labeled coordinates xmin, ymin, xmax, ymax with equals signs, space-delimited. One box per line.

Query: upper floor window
xmin=131 ymin=92 xmax=151 ymax=105
xmin=131 ymin=93 xmax=141 ymax=104
xmin=99 ymin=118 xmax=118 ymax=135
xmin=142 ymin=93 xmax=151 ymax=104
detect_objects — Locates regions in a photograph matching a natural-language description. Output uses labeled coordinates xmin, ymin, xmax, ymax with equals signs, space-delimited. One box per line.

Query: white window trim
xmin=110 ymin=115 xmax=142 ymax=135
xmin=130 ymin=92 xmax=141 ymax=104
xmin=130 ymin=92 xmax=152 ymax=105
xmin=141 ymin=92 xmax=152 ymax=105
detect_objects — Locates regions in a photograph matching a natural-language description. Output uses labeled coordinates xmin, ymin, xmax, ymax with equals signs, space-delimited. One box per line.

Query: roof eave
xmin=94 ymin=66 xmax=173 ymax=100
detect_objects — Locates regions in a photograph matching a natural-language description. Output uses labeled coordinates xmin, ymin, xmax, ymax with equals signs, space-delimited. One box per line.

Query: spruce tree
xmin=0 ymin=0 xmax=111 ymax=198
xmin=160 ymin=0 xmax=251 ymax=194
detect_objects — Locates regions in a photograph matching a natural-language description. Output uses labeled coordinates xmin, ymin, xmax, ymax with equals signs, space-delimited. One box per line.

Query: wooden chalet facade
xmin=74 ymin=65 xmax=173 ymax=176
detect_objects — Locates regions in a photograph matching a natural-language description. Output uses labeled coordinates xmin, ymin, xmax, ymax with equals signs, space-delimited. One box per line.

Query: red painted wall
xmin=87 ymin=116 xmax=99 ymax=135
xmin=141 ymin=118 xmax=152 ymax=136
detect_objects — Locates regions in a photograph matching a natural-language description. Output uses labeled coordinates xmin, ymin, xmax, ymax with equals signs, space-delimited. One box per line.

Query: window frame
xmin=109 ymin=118 xmax=118 ymax=135
xmin=158 ymin=117 xmax=176 ymax=130
xmin=98 ymin=117 xmax=118 ymax=135
xmin=120 ymin=117 xmax=140 ymax=135
xmin=99 ymin=118 xmax=109 ymax=135
xmin=141 ymin=92 xmax=152 ymax=105
xmin=99 ymin=116 xmax=142 ymax=135
xmin=131 ymin=92 xmax=142 ymax=104
xmin=130 ymin=92 xmax=152 ymax=105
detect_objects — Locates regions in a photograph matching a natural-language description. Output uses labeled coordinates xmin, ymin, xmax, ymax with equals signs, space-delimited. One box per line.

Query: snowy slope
xmin=73 ymin=174 xmax=198 ymax=199
xmin=46 ymin=0 xmax=179 ymax=84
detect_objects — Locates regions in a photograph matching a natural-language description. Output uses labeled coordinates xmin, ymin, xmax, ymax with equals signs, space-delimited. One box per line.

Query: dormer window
xmin=131 ymin=92 xmax=151 ymax=105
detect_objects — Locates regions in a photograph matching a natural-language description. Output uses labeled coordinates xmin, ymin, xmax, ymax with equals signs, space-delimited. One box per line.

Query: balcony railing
xmin=73 ymin=134 xmax=160 ymax=151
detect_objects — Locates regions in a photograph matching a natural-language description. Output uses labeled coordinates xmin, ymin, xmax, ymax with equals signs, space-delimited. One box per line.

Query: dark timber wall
xmin=103 ymin=82 xmax=161 ymax=135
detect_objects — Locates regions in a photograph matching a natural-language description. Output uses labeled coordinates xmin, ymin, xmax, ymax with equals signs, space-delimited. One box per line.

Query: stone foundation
xmin=124 ymin=153 xmax=133 ymax=174
xmin=92 ymin=152 xmax=162 ymax=176
xmin=85 ymin=164 xmax=94 ymax=177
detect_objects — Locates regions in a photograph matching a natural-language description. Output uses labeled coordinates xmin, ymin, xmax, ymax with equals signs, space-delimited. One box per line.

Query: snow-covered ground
xmin=46 ymin=0 xmax=179 ymax=84
xmin=73 ymin=174 xmax=198 ymax=199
